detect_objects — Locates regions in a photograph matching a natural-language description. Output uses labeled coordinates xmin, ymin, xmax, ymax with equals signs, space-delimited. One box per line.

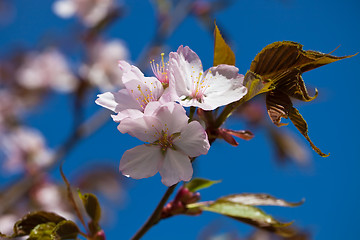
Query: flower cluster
xmin=96 ymin=46 xmax=247 ymax=186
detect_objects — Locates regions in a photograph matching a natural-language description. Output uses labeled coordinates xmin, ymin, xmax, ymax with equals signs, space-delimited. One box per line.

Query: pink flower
xmin=168 ymin=45 xmax=247 ymax=110
xmin=95 ymin=61 xmax=166 ymax=122
xmin=118 ymin=102 xmax=210 ymax=186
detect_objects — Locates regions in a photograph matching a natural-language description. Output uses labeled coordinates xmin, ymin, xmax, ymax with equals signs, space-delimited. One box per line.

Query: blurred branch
xmin=0 ymin=108 xmax=110 ymax=215
xmin=83 ymin=6 xmax=125 ymax=42
xmin=137 ymin=0 xmax=194 ymax=71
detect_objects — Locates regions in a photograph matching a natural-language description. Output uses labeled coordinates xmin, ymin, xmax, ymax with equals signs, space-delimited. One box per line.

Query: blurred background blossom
xmin=83 ymin=39 xmax=129 ymax=91
xmin=16 ymin=48 xmax=78 ymax=93
xmin=0 ymin=126 xmax=53 ymax=175
xmin=53 ymin=0 xmax=117 ymax=27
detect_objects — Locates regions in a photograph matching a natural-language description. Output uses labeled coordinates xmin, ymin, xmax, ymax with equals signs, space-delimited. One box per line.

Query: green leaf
xmin=52 ymin=220 xmax=79 ymax=240
xmin=289 ymin=107 xmax=330 ymax=157
xmin=201 ymin=200 xmax=295 ymax=237
xmin=185 ymin=178 xmax=221 ymax=192
xmin=78 ymin=192 xmax=102 ymax=224
xmin=202 ymin=200 xmax=286 ymax=225
xmin=13 ymin=211 xmax=65 ymax=237
xmin=28 ymin=222 xmax=56 ymax=240
xmin=213 ymin=22 xmax=235 ymax=66
xmin=218 ymin=193 xmax=304 ymax=207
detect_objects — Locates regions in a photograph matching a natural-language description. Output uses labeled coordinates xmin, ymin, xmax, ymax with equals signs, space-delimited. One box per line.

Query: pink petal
xmin=174 ymin=121 xmax=210 ymax=157
xmin=111 ymin=109 xmax=144 ymax=122
xmin=117 ymin=115 xmax=162 ymax=143
xmin=121 ymin=62 xmax=163 ymax=100
xmin=152 ymin=102 xmax=189 ymax=134
xmin=119 ymin=145 xmax=162 ymax=179
xmin=159 ymin=149 xmax=193 ymax=186
xmin=118 ymin=60 xmax=132 ymax=72
xmin=143 ymin=101 xmax=162 ymax=116
xmin=124 ymin=78 xmax=163 ymax=109
xmin=119 ymin=60 xmax=148 ymax=85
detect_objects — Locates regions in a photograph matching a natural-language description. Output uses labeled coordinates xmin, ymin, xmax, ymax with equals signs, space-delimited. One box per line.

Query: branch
xmin=131 ymin=184 xmax=178 ymax=240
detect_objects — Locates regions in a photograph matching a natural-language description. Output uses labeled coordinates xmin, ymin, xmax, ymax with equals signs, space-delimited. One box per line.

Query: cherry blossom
xmin=95 ymin=60 xmax=165 ymax=122
xmin=118 ymin=102 xmax=210 ymax=186
xmin=53 ymin=0 xmax=114 ymax=27
xmin=32 ymin=182 xmax=75 ymax=221
xmin=0 ymin=127 xmax=53 ymax=174
xmin=168 ymin=45 xmax=247 ymax=110
xmin=16 ymin=49 xmax=77 ymax=93
xmin=84 ymin=40 xmax=129 ymax=91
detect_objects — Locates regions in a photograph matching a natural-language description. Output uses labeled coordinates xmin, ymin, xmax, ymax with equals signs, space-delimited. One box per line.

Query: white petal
xmin=52 ymin=0 xmax=76 ymax=18
xmin=177 ymin=45 xmax=203 ymax=74
xmin=120 ymin=145 xmax=162 ymax=179
xmin=174 ymin=121 xmax=210 ymax=157
xmin=118 ymin=115 xmax=162 ymax=143
xmin=159 ymin=149 xmax=193 ymax=186
xmin=202 ymin=65 xmax=247 ymax=110
xmin=95 ymin=89 xmax=140 ymax=113
xmin=95 ymin=92 xmax=117 ymax=112
xmin=168 ymin=45 xmax=203 ymax=100
xmin=177 ymin=97 xmax=213 ymax=110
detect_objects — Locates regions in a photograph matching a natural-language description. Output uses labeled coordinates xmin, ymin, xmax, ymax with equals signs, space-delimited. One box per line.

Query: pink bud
xmin=192 ymin=0 xmax=211 ymax=16
xmin=187 ymin=192 xmax=201 ymax=204
xmin=94 ymin=230 xmax=106 ymax=240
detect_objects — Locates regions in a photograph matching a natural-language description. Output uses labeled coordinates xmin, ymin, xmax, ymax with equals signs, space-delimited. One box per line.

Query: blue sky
xmin=1 ymin=0 xmax=360 ymax=239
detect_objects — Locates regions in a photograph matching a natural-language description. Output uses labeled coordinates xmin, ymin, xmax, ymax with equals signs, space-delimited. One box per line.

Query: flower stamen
xmin=150 ymin=53 xmax=169 ymax=87
xmin=135 ymin=84 xmax=156 ymax=109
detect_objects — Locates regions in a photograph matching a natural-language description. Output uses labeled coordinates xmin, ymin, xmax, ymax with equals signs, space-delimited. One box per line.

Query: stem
xmin=188 ymin=106 xmax=196 ymax=121
xmin=214 ymin=100 xmax=242 ymax=128
xmin=79 ymin=231 xmax=88 ymax=239
xmin=131 ymin=184 xmax=178 ymax=240
xmin=60 ymin=163 xmax=88 ymax=232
